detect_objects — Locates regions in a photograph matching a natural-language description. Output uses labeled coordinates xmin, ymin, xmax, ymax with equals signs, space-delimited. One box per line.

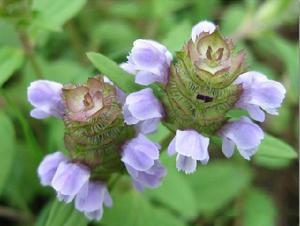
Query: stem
xmin=0 ymin=89 xmax=43 ymax=159
xmin=66 ymin=21 xmax=87 ymax=64
xmin=108 ymin=174 xmax=122 ymax=191
xmin=18 ymin=29 xmax=43 ymax=79
xmin=0 ymin=205 xmax=34 ymax=224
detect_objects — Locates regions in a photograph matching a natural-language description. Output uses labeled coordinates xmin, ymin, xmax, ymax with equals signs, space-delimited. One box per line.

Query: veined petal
xmin=175 ymin=130 xmax=209 ymax=161
xmin=176 ymin=154 xmax=197 ymax=174
xmin=37 ymin=152 xmax=68 ymax=186
xmin=51 ymin=162 xmax=90 ymax=197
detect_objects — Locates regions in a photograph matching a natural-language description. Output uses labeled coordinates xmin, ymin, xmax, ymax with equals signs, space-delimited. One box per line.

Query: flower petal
xmin=37 ymin=152 xmax=68 ymax=186
xmin=51 ymin=162 xmax=90 ymax=197
xmin=191 ymin=21 xmax=216 ymax=42
xmin=176 ymin=154 xmax=197 ymax=174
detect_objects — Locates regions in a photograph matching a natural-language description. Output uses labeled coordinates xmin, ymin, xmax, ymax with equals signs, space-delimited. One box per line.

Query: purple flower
xmin=37 ymin=152 xmax=68 ymax=186
xmin=121 ymin=134 xmax=166 ymax=191
xmin=168 ymin=130 xmax=209 ymax=174
xmin=234 ymin=71 xmax=286 ymax=122
xmin=51 ymin=162 xmax=90 ymax=203
xmin=27 ymin=80 xmax=64 ymax=119
xmin=122 ymin=39 xmax=172 ymax=85
xmin=123 ymin=88 xmax=163 ymax=134
xmin=75 ymin=181 xmax=112 ymax=221
xmin=219 ymin=117 xmax=264 ymax=160
xmin=191 ymin=20 xmax=216 ymax=42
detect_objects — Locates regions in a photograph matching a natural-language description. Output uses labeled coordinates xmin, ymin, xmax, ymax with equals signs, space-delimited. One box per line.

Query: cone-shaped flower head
xmin=234 ymin=71 xmax=286 ymax=122
xmin=161 ymin=21 xmax=243 ymax=137
xmin=219 ymin=117 xmax=264 ymax=160
xmin=62 ymin=76 xmax=135 ymax=178
xmin=122 ymin=39 xmax=172 ymax=85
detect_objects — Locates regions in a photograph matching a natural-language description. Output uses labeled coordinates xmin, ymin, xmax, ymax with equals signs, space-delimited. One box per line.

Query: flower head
xmin=121 ymin=134 xmax=166 ymax=191
xmin=122 ymin=39 xmax=172 ymax=85
xmin=168 ymin=130 xmax=209 ymax=174
xmin=234 ymin=71 xmax=286 ymax=122
xmin=123 ymin=88 xmax=163 ymax=134
xmin=27 ymin=80 xmax=64 ymax=119
xmin=219 ymin=117 xmax=264 ymax=160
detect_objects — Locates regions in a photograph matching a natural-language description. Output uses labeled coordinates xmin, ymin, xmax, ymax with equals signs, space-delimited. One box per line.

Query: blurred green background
xmin=0 ymin=0 xmax=298 ymax=226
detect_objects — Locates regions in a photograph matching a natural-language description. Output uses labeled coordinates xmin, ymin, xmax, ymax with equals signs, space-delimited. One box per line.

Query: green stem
xmin=66 ymin=21 xmax=87 ymax=64
xmin=0 ymin=89 xmax=43 ymax=160
xmin=18 ymin=29 xmax=43 ymax=79
xmin=108 ymin=174 xmax=122 ymax=191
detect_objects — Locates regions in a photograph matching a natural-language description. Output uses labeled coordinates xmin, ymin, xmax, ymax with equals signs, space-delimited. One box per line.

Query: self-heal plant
xmin=28 ymin=76 xmax=166 ymax=221
xmin=122 ymin=20 xmax=286 ymax=173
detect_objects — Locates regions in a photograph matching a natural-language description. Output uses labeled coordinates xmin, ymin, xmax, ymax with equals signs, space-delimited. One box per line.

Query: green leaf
xmin=186 ymin=161 xmax=253 ymax=214
xmin=44 ymin=200 xmax=87 ymax=226
xmin=145 ymin=154 xmax=198 ymax=220
xmin=162 ymin=20 xmax=192 ymax=54
xmin=86 ymin=52 xmax=142 ymax=93
xmin=243 ymin=188 xmax=276 ymax=226
xmin=102 ymin=191 xmax=187 ymax=226
xmin=254 ymin=155 xmax=291 ymax=169
xmin=256 ymin=134 xmax=297 ymax=159
xmin=32 ymin=0 xmax=87 ymax=31
xmin=0 ymin=111 xmax=16 ymax=195
xmin=0 ymin=47 xmax=24 ymax=87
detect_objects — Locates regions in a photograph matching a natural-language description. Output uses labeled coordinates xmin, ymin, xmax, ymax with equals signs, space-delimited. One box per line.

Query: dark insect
xmin=196 ymin=94 xmax=213 ymax=103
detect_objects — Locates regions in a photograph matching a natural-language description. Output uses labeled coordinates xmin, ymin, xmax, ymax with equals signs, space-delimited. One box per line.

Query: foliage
xmin=0 ymin=0 xmax=298 ymax=226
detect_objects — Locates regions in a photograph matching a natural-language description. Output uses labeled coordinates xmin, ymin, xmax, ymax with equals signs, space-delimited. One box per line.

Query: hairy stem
xmin=18 ymin=29 xmax=43 ymax=79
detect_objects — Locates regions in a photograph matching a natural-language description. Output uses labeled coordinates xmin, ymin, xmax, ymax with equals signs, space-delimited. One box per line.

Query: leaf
xmin=86 ymin=52 xmax=142 ymax=93
xmin=0 ymin=111 xmax=16 ymax=194
xmin=145 ymin=154 xmax=198 ymax=220
xmin=0 ymin=47 xmax=24 ymax=86
xmin=254 ymin=155 xmax=291 ymax=169
xmin=243 ymin=188 xmax=276 ymax=226
xmin=256 ymin=134 xmax=297 ymax=159
xmin=162 ymin=20 xmax=192 ymax=54
xmin=185 ymin=161 xmax=253 ymax=214
xmin=32 ymin=0 xmax=87 ymax=31
xmin=101 ymin=191 xmax=187 ymax=226
xmin=44 ymin=200 xmax=87 ymax=226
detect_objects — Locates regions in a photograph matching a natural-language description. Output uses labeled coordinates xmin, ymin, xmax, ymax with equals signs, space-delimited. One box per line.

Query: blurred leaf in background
xmin=0 ymin=0 xmax=298 ymax=226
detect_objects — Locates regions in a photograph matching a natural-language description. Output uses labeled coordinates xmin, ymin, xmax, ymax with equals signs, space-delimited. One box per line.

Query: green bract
xmin=62 ymin=76 xmax=134 ymax=180
xmin=161 ymin=29 xmax=244 ymax=136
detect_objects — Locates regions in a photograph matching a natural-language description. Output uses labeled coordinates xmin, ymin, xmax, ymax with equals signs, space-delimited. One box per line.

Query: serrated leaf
xmin=32 ymin=0 xmax=87 ymax=31
xmin=0 ymin=47 xmax=23 ymax=87
xmin=0 ymin=111 xmax=16 ymax=194
xmin=44 ymin=200 xmax=87 ymax=226
xmin=86 ymin=52 xmax=142 ymax=93
xmin=102 ymin=191 xmax=187 ymax=226
xmin=186 ymin=161 xmax=252 ymax=214
xmin=243 ymin=188 xmax=276 ymax=226
xmin=256 ymin=134 xmax=297 ymax=159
